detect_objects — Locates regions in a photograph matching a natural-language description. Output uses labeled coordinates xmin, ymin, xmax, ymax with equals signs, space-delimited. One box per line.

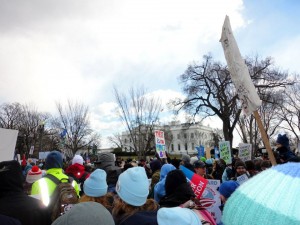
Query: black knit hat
xmin=165 ymin=169 xmax=187 ymax=196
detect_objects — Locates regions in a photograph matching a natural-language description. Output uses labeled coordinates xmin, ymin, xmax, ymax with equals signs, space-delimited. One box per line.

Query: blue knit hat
xmin=45 ymin=151 xmax=63 ymax=169
xmin=222 ymin=163 xmax=300 ymax=225
xmin=116 ymin=167 xmax=149 ymax=206
xmin=83 ymin=169 xmax=108 ymax=197
xmin=219 ymin=181 xmax=239 ymax=199
xmin=157 ymin=207 xmax=202 ymax=225
xmin=276 ymin=134 xmax=290 ymax=148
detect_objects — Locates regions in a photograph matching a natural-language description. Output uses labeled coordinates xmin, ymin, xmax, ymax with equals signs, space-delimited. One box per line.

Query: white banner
xmin=220 ymin=16 xmax=262 ymax=116
xmin=0 ymin=128 xmax=19 ymax=161
xmin=236 ymin=174 xmax=249 ymax=185
xmin=219 ymin=141 xmax=232 ymax=164
xmin=238 ymin=143 xmax=252 ymax=161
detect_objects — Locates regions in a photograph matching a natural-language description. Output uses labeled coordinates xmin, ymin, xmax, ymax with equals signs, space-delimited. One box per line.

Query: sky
xmin=1 ymin=0 xmax=300 ymax=148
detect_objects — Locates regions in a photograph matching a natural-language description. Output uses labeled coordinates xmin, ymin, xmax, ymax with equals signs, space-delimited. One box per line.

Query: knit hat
xmin=219 ymin=181 xmax=239 ymax=199
xmin=276 ymin=134 xmax=290 ymax=148
xmin=222 ymin=162 xmax=300 ymax=225
xmin=205 ymin=158 xmax=214 ymax=165
xmin=165 ymin=169 xmax=192 ymax=196
xmin=181 ymin=154 xmax=191 ymax=164
xmin=157 ymin=207 xmax=202 ymax=225
xmin=116 ymin=167 xmax=149 ymax=206
xmin=95 ymin=153 xmax=115 ymax=169
xmin=26 ymin=165 xmax=42 ymax=183
xmin=0 ymin=160 xmax=24 ymax=194
xmin=83 ymin=169 xmax=108 ymax=197
xmin=52 ymin=202 xmax=115 ymax=225
xmin=190 ymin=156 xmax=198 ymax=165
xmin=150 ymin=159 xmax=162 ymax=173
xmin=193 ymin=161 xmax=206 ymax=168
xmin=200 ymin=157 xmax=207 ymax=163
xmin=72 ymin=155 xmax=84 ymax=165
xmin=234 ymin=160 xmax=246 ymax=168
xmin=45 ymin=151 xmax=63 ymax=169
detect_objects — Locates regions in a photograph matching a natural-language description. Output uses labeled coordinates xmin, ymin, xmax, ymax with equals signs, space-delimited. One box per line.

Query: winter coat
xmin=31 ymin=168 xmax=80 ymax=197
xmin=0 ymin=160 xmax=51 ymax=225
xmin=117 ymin=211 xmax=158 ymax=225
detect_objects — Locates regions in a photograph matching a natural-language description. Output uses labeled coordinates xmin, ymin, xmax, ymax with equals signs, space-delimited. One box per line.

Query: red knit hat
xmin=26 ymin=165 xmax=42 ymax=183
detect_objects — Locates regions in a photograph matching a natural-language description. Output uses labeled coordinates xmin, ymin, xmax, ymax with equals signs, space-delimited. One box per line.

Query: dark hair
xmin=165 ymin=169 xmax=187 ymax=196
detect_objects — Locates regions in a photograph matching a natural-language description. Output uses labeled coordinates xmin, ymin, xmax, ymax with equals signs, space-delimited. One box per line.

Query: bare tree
xmin=114 ymin=86 xmax=162 ymax=159
xmin=107 ymin=133 xmax=123 ymax=149
xmin=174 ymin=55 xmax=295 ymax=148
xmin=54 ymin=101 xmax=100 ymax=156
xmin=0 ymin=102 xmax=23 ymax=129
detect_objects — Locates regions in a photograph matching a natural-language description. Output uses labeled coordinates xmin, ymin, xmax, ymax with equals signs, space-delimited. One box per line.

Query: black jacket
xmin=0 ymin=160 xmax=51 ymax=225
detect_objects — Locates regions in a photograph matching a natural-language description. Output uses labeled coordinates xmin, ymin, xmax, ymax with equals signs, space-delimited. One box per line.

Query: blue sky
xmin=0 ymin=0 xmax=299 ymax=147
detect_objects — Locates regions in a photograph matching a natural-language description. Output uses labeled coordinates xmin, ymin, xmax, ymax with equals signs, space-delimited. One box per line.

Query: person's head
xmin=219 ymin=181 xmax=239 ymax=203
xmin=116 ymin=167 xmax=149 ymax=207
xmin=83 ymin=169 xmax=107 ymax=197
xmin=181 ymin=154 xmax=191 ymax=165
xmin=157 ymin=207 xmax=202 ymax=225
xmin=260 ymin=160 xmax=272 ymax=171
xmin=26 ymin=165 xmax=42 ymax=183
xmin=45 ymin=151 xmax=63 ymax=170
xmin=52 ymin=202 xmax=115 ymax=225
xmin=165 ymin=169 xmax=192 ymax=197
xmin=234 ymin=160 xmax=246 ymax=176
xmin=149 ymin=159 xmax=162 ymax=173
xmin=95 ymin=153 xmax=115 ymax=170
xmin=276 ymin=133 xmax=290 ymax=149
xmin=72 ymin=155 xmax=84 ymax=165
xmin=222 ymin=163 xmax=300 ymax=225
xmin=160 ymin=164 xmax=176 ymax=181
xmin=193 ymin=161 xmax=206 ymax=177
xmin=0 ymin=160 xmax=24 ymax=195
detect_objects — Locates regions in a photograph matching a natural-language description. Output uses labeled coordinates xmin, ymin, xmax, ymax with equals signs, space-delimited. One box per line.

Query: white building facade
xmin=121 ymin=121 xmax=214 ymax=155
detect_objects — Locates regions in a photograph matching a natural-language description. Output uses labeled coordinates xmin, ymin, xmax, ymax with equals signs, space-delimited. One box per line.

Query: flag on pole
xmin=180 ymin=165 xmax=208 ymax=199
xmin=220 ymin=15 xmax=262 ymax=116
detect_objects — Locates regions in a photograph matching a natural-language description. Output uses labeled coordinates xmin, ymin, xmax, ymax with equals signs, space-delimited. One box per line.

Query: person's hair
xmin=112 ymin=198 xmax=158 ymax=221
xmin=245 ymin=160 xmax=255 ymax=171
xmin=260 ymin=160 xmax=272 ymax=169
xmin=79 ymin=192 xmax=114 ymax=211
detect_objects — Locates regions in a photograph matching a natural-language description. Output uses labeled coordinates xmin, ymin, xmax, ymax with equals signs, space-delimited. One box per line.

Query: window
xmin=177 ymin=134 xmax=180 ymax=139
xmin=171 ymin=144 xmax=174 ymax=151
xmin=184 ymin=133 xmax=187 ymax=139
xmin=191 ymin=133 xmax=194 ymax=139
xmin=192 ymin=143 xmax=195 ymax=150
xmin=185 ymin=143 xmax=188 ymax=151
xmin=170 ymin=134 xmax=173 ymax=139
xmin=124 ymin=139 xmax=127 ymax=143
xmin=178 ymin=144 xmax=181 ymax=151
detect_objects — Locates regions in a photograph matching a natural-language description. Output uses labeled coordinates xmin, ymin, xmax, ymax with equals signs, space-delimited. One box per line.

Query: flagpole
xmin=253 ymin=110 xmax=277 ymax=166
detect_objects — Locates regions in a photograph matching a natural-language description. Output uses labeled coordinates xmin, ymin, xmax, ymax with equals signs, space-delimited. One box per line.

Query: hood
xmin=0 ymin=160 xmax=24 ymax=196
xmin=160 ymin=164 xmax=176 ymax=181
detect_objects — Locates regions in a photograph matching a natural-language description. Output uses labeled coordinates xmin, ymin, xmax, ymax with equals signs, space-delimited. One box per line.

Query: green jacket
xmin=31 ymin=168 xmax=80 ymax=199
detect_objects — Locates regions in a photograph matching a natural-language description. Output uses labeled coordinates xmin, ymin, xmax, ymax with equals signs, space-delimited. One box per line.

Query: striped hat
xmin=222 ymin=162 xmax=300 ymax=225
xmin=26 ymin=165 xmax=42 ymax=183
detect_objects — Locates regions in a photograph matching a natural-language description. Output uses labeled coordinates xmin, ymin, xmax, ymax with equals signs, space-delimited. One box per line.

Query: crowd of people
xmin=0 ymin=133 xmax=299 ymax=225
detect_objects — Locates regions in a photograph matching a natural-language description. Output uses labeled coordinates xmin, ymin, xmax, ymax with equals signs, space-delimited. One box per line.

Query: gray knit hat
xmin=181 ymin=154 xmax=191 ymax=164
xmin=52 ymin=202 xmax=114 ymax=225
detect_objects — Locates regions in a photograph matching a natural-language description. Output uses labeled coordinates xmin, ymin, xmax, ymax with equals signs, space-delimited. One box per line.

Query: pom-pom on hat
xmin=45 ymin=151 xmax=63 ymax=169
xmin=116 ymin=167 xmax=149 ymax=206
xmin=83 ymin=169 xmax=108 ymax=197
xmin=219 ymin=181 xmax=239 ymax=199
xmin=157 ymin=207 xmax=202 ymax=225
xmin=222 ymin=163 xmax=300 ymax=225
xmin=72 ymin=155 xmax=84 ymax=165
xmin=276 ymin=133 xmax=290 ymax=148
xmin=26 ymin=165 xmax=42 ymax=183
xmin=52 ymin=202 xmax=115 ymax=225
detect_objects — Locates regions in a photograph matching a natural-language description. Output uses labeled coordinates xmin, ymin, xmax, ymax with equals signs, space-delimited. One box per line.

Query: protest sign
xmin=206 ymin=147 xmax=211 ymax=159
xmin=238 ymin=143 xmax=252 ymax=161
xmin=219 ymin=141 xmax=232 ymax=164
xmin=0 ymin=128 xmax=19 ymax=161
xmin=214 ymin=146 xmax=219 ymax=159
xmin=202 ymin=179 xmax=222 ymax=224
xmin=236 ymin=174 xmax=249 ymax=185
xmin=39 ymin=151 xmax=50 ymax=160
xmin=180 ymin=165 xmax=208 ymax=199
xmin=196 ymin=145 xmax=205 ymax=159
xmin=154 ymin=130 xmax=166 ymax=158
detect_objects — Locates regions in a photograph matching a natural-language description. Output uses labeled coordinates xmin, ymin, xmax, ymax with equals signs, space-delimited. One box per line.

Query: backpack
xmin=44 ymin=174 xmax=79 ymax=222
xmin=66 ymin=171 xmax=89 ymax=196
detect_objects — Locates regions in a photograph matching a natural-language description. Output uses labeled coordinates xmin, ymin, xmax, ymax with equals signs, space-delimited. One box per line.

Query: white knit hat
xmin=72 ymin=155 xmax=84 ymax=165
